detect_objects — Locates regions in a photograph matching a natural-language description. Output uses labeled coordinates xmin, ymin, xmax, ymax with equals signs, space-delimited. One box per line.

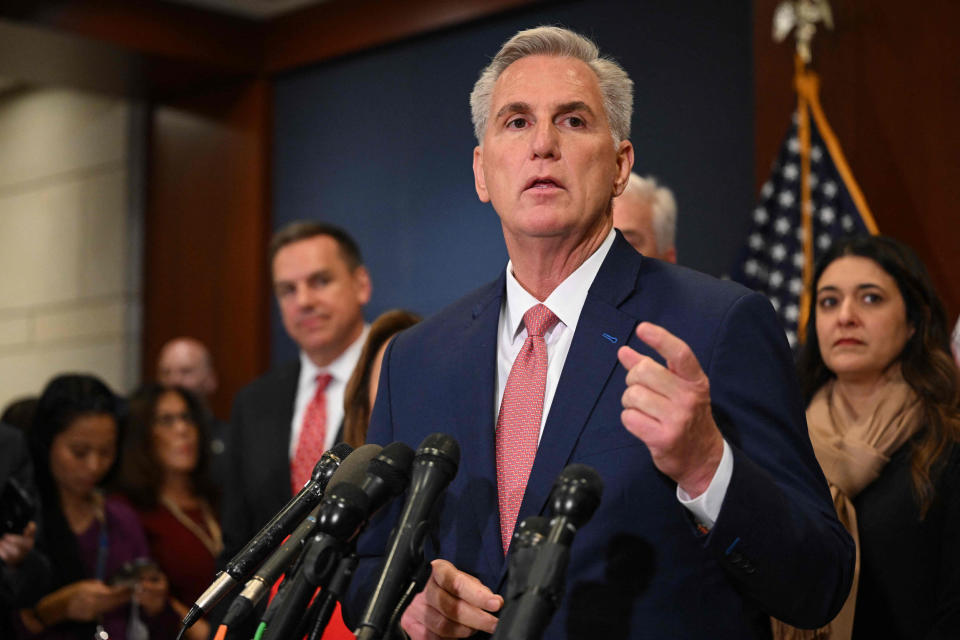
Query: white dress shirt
xmin=289 ymin=325 xmax=369 ymax=458
xmin=495 ymin=228 xmax=732 ymax=528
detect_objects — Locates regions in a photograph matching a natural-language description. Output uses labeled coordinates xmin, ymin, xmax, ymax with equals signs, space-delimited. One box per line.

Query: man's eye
xmin=506 ymin=117 xmax=528 ymax=129
xmin=566 ymin=116 xmax=585 ymax=127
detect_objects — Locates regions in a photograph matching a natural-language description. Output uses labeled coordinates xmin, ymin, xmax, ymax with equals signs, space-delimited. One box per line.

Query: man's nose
xmin=530 ymin=120 xmax=559 ymax=159
xmin=294 ymin=283 xmax=314 ymax=307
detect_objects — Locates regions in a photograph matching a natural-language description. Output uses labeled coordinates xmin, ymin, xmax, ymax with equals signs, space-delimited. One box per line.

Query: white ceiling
xmin=162 ymin=0 xmax=327 ymax=20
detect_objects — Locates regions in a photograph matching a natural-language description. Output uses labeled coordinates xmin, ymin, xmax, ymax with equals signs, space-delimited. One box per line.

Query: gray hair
xmin=627 ymin=173 xmax=677 ymax=253
xmin=469 ymin=26 xmax=633 ymax=146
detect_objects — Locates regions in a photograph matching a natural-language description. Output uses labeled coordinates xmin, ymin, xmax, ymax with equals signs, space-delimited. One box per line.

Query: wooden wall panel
xmin=143 ymin=79 xmax=272 ymax=418
xmin=754 ymin=0 xmax=960 ymax=321
xmin=265 ymin=0 xmax=542 ymax=72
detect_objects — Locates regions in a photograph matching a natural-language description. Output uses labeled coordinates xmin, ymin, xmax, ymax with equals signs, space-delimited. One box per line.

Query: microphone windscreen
xmin=327 ymin=444 xmax=383 ymax=492
xmin=330 ymin=442 xmax=354 ymax=462
xmin=416 ymin=433 xmax=460 ymax=474
xmin=551 ymin=463 xmax=603 ymax=527
xmin=368 ymin=442 xmax=415 ymax=495
xmin=309 ymin=442 xmax=354 ymax=483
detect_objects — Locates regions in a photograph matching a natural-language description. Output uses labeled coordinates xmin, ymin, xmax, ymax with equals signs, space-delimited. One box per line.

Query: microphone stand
xmin=305 ymin=551 xmax=359 ymax=640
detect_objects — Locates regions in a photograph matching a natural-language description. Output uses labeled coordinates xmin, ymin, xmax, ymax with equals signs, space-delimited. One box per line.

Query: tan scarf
xmin=771 ymin=371 xmax=921 ymax=640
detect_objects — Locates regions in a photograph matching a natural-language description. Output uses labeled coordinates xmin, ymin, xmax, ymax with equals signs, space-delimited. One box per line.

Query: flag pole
xmin=795 ymin=55 xmax=814 ymax=343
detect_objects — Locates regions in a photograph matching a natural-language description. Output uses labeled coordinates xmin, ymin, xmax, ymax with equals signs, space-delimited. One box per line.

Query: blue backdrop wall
xmin=271 ymin=0 xmax=754 ymax=365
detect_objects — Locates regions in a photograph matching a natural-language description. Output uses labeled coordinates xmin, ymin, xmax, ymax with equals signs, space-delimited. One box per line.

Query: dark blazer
xmin=220 ymin=361 xmax=300 ymax=561
xmin=348 ymin=233 xmax=854 ymax=638
xmin=1 ymin=423 xmax=51 ymax=637
xmin=852 ymin=440 xmax=960 ymax=639
xmin=220 ymin=361 xmax=348 ymax=562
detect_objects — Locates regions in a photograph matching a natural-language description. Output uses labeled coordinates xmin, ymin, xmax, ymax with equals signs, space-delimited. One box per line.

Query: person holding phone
xmin=20 ymin=374 xmax=173 ymax=639
xmin=1 ymin=422 xmax=50 ymax=639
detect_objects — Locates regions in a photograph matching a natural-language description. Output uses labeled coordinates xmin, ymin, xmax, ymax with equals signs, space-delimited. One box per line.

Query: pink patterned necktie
xmin=291 ymin=373 xmax=333 ymax=495
xmin=496 ymin=303 xmax=559 ymax=553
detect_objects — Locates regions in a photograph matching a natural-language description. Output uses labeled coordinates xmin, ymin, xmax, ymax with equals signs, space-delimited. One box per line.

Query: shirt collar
xmin=298 ymin=324 xmax=370 ymax=388
xmin=503 ymin=228 xmax=616 ymax=339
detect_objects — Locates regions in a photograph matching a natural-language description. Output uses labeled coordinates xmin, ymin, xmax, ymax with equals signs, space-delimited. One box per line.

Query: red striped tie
xmin=291 ymin=373 xmax=333 ymax=495
xmin=496 ymin=304 xmax=559 ymax=553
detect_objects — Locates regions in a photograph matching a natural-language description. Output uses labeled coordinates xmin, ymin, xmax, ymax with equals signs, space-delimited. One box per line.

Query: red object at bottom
xmin=267 ymin=574 xmax=356 ymax=639
xmin=320 ymin=603 xmax=355 ymax=640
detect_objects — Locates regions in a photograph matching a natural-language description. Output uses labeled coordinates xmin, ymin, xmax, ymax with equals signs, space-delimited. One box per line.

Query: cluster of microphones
xmin=178 ymin=433 xmax=602 ymax=640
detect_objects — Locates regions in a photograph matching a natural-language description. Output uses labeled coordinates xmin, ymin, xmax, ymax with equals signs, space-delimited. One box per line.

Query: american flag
xmin=730 ymin=104 xmax=876 ymax=351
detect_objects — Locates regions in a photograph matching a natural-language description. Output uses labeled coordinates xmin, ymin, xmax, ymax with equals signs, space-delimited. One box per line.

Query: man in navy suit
xmin=351 ymin=26 xmax=853 ymax=639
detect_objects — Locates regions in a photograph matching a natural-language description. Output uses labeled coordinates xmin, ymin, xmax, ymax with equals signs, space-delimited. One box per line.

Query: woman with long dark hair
xmin=22 ymin=374 xmax=170 ymax=639
xmin=116 ymin=384 xmax=221 ymax=640
xmin=787 ymin=236 xmax=960 ymax=638
xmin=342 ymin=309 xmax=420 ymax=447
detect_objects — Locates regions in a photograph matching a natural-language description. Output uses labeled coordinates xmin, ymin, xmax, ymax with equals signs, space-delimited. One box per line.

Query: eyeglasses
xmin=153 ymin=412 xmax=195 ymax=427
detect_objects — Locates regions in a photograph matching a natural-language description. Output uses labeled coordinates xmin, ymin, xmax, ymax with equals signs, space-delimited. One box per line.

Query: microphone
xmin=354 ymin=433 xmax=460 ymax=640
xmin=502 ymin=516 xmax=550 ymax=603
xmin=491 ymin=463 xmax=603 ymax=640
xmin=180 ymin=442 xmax=353 ymax=633
xmin=358 ymin=442 xmax=416 ymax=517
xmin=222 ymin=444 xmax=383 ymax=628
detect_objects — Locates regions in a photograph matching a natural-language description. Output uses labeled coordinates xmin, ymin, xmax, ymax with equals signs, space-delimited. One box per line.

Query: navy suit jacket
xmin=349 ymin=233 xmax=854 ymax=638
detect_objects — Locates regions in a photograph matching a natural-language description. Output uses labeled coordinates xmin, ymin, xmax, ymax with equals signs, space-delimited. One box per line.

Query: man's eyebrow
xmin=556 ymin=101 xmax=595 ymax=116
xmin=494 ymin=101 xmax=597 ymax=121
xmin=494 ymin=102 xmax=530 ymax=120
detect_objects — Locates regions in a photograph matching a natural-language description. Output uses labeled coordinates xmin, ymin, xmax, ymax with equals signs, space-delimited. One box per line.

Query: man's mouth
xmin=525 ymin=177 xmax=563 ymax=191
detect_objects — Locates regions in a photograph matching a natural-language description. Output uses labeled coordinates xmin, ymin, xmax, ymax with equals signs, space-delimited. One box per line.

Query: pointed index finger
xmin=634 ymin=322 xmax=704 ymax=382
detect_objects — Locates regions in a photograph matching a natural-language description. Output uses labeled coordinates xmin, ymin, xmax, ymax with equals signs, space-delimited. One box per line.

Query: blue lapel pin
xmin=601 ymin=333 xmax=618 ymax=344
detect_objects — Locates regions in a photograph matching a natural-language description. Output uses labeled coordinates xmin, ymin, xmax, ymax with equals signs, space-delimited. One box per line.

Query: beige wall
xmin=0 ymin=86 xmax=143 ymax=411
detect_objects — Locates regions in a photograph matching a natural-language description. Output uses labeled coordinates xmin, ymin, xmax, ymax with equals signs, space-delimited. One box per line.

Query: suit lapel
xmin=454 ymin=275 xmax=507 ymax=580
xmin=503 ymin=234 xmax=643 ymax=582
xmin=266 ymin=361 xmax=300 ymax=500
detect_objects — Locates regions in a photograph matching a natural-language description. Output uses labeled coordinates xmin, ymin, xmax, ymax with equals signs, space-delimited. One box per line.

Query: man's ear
xmin=473 ymin=146 xmax=490 ymax=203
xmin=353 ymin=265 xmax=372 ymax=305
xmin=612 ymin=140 xmax=634 ymax=197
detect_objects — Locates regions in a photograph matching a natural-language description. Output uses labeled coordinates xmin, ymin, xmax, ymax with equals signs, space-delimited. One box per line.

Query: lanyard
xmin=93 ymin=496 xmax=110 ymax=581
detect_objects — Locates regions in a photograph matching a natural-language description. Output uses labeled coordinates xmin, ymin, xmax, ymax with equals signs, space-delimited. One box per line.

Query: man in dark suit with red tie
xmin=220 ymin=222 xmax=371 ymax=561
xmin=348 ymin=26 xmax=854 ymax=639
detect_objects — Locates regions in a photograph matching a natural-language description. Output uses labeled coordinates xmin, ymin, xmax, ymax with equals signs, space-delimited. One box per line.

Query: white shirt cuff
xmin=676 ymin=439 xmax=733 ymax=531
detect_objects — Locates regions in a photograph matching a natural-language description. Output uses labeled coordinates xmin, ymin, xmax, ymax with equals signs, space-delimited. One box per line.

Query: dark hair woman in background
xmin=22 ymin=374 xmax=170 ymax=639
xmin=342 ymin=309 xmax=421 ymax=447
xmin=791 ymin=236 xmax=960 ymax=639
xmin=117 ymin=384 xmax=221 ymax=640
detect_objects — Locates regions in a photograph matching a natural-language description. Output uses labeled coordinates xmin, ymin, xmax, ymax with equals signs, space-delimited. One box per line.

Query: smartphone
xmin=108 ymin=557 xmax=159 ymax=588
xmin=0 ymin=477 xmax=35 ymax=535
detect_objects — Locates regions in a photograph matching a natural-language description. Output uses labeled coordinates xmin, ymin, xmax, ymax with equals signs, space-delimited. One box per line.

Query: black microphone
xmin=354 ymin=433 xmax=460 ymax=640
xmin=180 ymin=442 xmax=353 ymax=633
xmin=502 ymin=516 xmax=550 ymax=604
xmin=491 ymin=463 xmax=603 ymax=640
xmin=222 ymin=444 xmax=383 ymax=628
